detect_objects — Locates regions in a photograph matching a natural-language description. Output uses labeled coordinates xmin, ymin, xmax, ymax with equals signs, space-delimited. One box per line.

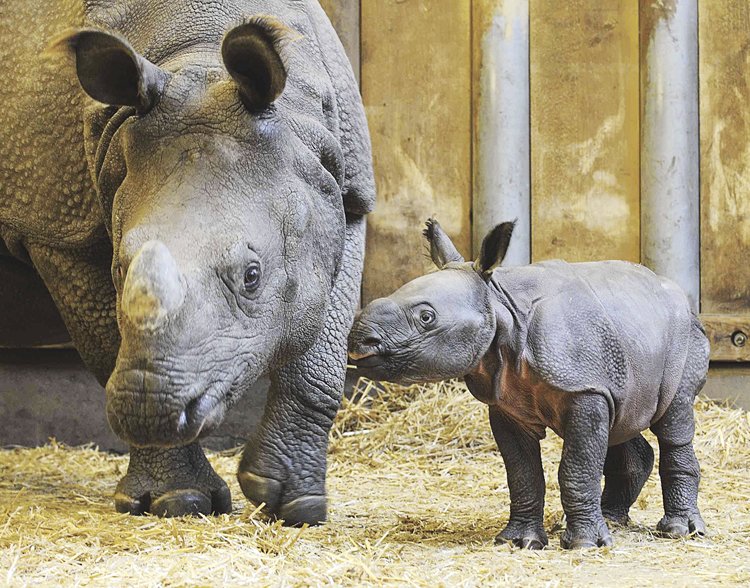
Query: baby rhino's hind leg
xmin=601 ymin=435 xmax=654 ymax=525
xmin=650 ymin=397 xmax=705 ymax=537
xmin=650 ymin=320 xmax=709 ymax=538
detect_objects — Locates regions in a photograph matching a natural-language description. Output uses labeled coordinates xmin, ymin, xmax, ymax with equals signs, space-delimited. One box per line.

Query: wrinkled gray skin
xmin=349 ymin=220 xmax=709 ymax=549
xmin=0 ymin=0 xmax=374 ymax=524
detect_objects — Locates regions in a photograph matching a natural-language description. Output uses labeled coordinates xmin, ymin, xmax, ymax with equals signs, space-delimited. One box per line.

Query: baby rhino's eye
xmin=419 ymin=309 xmax=435 ymax=325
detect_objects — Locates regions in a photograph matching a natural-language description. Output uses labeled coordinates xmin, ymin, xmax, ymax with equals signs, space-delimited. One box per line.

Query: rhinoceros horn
xmin=121 ymin=240 xmax=185 ymax=331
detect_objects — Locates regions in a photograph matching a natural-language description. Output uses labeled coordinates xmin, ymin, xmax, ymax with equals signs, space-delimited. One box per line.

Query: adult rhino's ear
xmin=475 ymin=221 xmax=515 ymax=276
xmin=222 ymin=16 xmax=294 ymax=112
xmin=423 ymin=218 xmax=464 ymax=268
xmin=50 ymin=29 xmax=167 ymax=113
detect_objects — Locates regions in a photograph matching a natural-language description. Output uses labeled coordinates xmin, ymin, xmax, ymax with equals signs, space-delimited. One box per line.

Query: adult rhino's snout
xmin=121 ymin=240 xmax=185 ymax=331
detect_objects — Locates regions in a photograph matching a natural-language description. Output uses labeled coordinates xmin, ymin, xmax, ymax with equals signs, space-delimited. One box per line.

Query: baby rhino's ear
xmin=475 ymin=221 xmax=515 ymax=276
xmin=423 ymin=218 xmax=464 ymax=268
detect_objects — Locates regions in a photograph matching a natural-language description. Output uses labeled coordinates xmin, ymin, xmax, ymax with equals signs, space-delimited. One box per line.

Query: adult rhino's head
xmin=55 ymin=18 xmax=345 ymax=446
xmin=348 ymin=219 xmax=515 ymax=384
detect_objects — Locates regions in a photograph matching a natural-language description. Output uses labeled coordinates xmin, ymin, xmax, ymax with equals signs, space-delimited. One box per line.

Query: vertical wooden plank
xmin=699 ymin=0 xmax=750 ymax=315
xmin=530 ymin=1 xmax=640 ymax=263
xmin=472 ymin=0 xmax=531 ymax=265
xmin=361 ymin=1 xmax=472 ymax=302
xmin=319 ymin=0 xmax=360 ymax=82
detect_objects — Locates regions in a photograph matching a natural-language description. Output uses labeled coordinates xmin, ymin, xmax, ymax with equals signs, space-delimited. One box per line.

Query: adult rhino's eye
xmin=243 ymin=263 xmax=261 ymax=292
xmin=419 ymin=309 xmax=435 ymax=325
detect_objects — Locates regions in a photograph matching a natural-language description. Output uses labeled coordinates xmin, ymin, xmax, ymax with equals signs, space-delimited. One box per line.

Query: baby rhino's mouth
xmin=348 ymin=349 xmax=386 ymax=368
xmin=348 ymin=322 xmax=392 ymax=370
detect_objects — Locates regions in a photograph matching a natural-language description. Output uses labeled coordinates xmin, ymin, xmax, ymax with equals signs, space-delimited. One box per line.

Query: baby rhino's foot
xmin=495 ymin=520 xmax=548 ymax=550
xmin=656 ymin=512 xmax=706 ymax=538
xmin=115 ymin=443 xmax=231 ymax=517
xmin=561 ymin=518 xmax=613 ymax=549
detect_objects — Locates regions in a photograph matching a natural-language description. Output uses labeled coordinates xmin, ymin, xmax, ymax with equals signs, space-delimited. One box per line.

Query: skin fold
xmin=1 ymin=0 xmax=374 ymax=524
xmin=349 ymin=219 xmax=709 ymax=549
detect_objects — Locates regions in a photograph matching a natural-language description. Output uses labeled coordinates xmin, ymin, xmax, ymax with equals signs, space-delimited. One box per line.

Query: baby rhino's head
xmin=348 ymin=219 xmax=514 ymax=384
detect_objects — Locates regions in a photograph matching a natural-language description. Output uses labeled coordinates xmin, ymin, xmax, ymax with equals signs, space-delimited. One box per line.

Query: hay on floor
xmin=1 ymin=379 xmax=749 ymax=587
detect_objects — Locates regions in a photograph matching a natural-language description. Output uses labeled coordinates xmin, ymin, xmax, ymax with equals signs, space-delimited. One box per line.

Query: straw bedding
xmin=1 ymin=379 xmax=749 ymax=587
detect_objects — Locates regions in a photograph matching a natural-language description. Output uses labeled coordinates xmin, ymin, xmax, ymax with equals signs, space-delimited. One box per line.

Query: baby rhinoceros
xmin=348 ymin=219 xmax=709 ymax=550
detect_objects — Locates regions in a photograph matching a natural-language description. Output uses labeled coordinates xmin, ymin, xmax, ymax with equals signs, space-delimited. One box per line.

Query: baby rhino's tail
xmin=684 ymin=313 xmax=711 ymax=401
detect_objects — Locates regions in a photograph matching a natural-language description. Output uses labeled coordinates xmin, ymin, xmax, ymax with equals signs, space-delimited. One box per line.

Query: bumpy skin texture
xmin=239 ymin=216 xmax=365 ymax=524
xmin=116 ymin=442 xmax=232 ymax=517
xmin=1 ymin=1 xmax=373 ymax=522
xmin=489 ymin=408 xmax=548 ymax=549
xmin=349 ymin=220 xmax=709 ymax=548
xmin=600 ymin=434 xmax=654 ymax=525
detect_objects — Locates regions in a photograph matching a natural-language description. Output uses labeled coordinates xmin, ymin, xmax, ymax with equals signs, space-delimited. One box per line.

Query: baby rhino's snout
xmin=348 ymin=298 xmax=401 ymax=361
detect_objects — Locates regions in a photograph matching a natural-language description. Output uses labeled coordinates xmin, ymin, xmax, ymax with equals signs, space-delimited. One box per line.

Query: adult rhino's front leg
xmin=27 ymin=241 xmax=230 ymax=516
xmin=116 ymin=442 xmax=231 ymax=516
xmin=238 ymin=216 xmax=366 ymax=526
xmin=26 ymin=239 xmax=119 ymax=384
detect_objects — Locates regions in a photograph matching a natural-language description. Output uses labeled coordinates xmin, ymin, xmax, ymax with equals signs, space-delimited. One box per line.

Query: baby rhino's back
xmin=493 ymin=260 xmax=695 ymax=445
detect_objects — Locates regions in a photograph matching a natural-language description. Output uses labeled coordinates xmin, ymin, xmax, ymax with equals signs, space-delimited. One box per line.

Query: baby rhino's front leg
xmin=559 ymin=393 xmax=613 ymax=549
xmin=489 ymin=409 xmax=548 ymax=549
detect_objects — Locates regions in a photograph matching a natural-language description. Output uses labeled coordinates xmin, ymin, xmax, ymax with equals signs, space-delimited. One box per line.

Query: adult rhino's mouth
xmin=105 ymin=368 xmax=230 ymax=448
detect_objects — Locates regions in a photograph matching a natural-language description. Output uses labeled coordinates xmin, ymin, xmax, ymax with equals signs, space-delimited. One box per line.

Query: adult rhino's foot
xmin=115 ymin=442 xmax=231 ymax=517
xmin=494 ymin=520 xmax=548 ymax=550
xmin=237 ymin=466 xmax=327 ymax=527
xmin=560 ymin=518 xmax=613 ymax=549
xmin=237 ymin=370 xmax=336 ymax=527
xmin=656 ymin=511 xmax=706 ymax=538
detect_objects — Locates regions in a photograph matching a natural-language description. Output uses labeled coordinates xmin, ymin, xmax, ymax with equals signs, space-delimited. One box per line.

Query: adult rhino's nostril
xmin=177 ymin=409 xmax=189 ymax=433
xmin=176 ymin=393 xmax=220 ymax=443
xmin=178 ymin=395 xmax=203 ymax=434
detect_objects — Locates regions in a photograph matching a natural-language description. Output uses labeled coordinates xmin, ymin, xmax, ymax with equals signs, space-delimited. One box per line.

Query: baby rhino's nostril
xmin=362 ymin=335 xmax=382 ymax=348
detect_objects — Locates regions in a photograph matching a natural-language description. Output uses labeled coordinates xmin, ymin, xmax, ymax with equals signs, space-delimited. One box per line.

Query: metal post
xmin=472 ymin=0 xmax=530 ymax=265
xmin=640 ymin=0 xmax=700 ymax=310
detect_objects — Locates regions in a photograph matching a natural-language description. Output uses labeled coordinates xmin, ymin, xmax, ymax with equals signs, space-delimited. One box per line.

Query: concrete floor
xmin=1 ymin=349 xmax=747 ymax=451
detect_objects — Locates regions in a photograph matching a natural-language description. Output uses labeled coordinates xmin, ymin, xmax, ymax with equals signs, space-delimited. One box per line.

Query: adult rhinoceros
xmin=0 ymin=0 xmax=374 ymax=525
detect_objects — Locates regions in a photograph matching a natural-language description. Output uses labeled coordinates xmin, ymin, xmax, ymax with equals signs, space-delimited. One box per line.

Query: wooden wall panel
xmin=360 ymin=0 xmax=472 ymax=302
xmin=699 ymin=0 xmax=750 ymax=316
xmin=530 ymin=1 xmax=640 ymax=263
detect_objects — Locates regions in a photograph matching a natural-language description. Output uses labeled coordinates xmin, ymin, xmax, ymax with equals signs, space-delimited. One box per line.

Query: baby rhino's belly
xmin=497 ymin=361 xmax=652 ymax=446
xmin=497 ymin=360 xmax=569 ymax=439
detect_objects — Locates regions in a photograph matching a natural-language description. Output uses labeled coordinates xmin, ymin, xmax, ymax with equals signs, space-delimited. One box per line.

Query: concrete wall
xmin=0 ymin=350 xmax=268 ymax=451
